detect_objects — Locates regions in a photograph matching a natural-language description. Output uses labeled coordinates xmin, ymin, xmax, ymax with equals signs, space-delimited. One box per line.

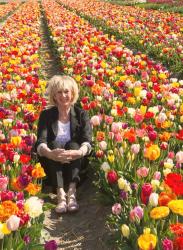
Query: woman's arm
xmin=35 ymin=110 xmax=48 ymax=153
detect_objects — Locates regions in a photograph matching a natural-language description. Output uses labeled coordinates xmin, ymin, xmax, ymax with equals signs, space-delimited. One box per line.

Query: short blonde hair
xmin=47 ymin=75 xmax=79 ymax=106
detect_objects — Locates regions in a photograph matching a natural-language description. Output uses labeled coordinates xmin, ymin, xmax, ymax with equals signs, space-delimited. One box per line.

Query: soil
xmin=43 ymin=174 xmax=113 ymax=250
xmin=39 ymin=16 xmax=114 ymax=250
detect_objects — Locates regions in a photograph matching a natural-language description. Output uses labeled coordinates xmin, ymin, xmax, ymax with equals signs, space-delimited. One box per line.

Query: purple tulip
xmin=44 ymin=240 xmax=58 ymax=250
xmin=120 ymin=190 xmax=128 ymax=200
xmin=23 ymin=235 xmax=31 ymax=244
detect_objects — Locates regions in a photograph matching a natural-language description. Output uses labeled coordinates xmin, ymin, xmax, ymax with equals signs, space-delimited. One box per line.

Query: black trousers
xmin=39 ymin=141 xmax=82 ymax=192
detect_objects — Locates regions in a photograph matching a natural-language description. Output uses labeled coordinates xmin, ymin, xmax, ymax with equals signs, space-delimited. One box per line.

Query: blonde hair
xmin=46 ymin=75 xmax=79 ymax=106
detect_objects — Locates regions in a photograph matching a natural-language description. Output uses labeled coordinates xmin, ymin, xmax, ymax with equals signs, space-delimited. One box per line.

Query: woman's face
xmin=54 ymin=88 xmax=73 ymax=107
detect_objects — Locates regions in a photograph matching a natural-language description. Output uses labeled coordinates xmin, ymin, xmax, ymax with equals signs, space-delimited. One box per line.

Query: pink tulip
xmin=153 ymin=171 xmax=161 ymax=180
xmin=176 ymin=151 xmax=183 ymax=164
xmin=131 ymin=144 xmax=140 ymax=154
xmin=137 ymin=167 xmax=149 ymax=178
xmin=114 ymin=133 xmax=123 ymax=143
xmin=134 ymin=112 xmax=144 ymax=123
xmin=130 ymin=206 xmax=143 ymax=222
xmin=99 ymin=141 xmax=107 ymax=151
xmin=0 ymin=175 xmax=9 ymax=191
xmin=111 ymin=122 xmax=121 ymax=133
xmin=168 ymin=151 xmax=175 ymax=159
xmin=105 ymin=115 xmax=113 ymax=124
xmin=90 ymin=115 xmax=100 ymax=126
xmin=162 ymin=238 xmax=173 ymax=250
xmin=112 ymin=203 xmax=122 ymax=215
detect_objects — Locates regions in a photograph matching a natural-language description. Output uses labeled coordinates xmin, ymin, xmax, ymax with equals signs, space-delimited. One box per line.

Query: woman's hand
xmin=47 ymin=149 xmax=72 ymax=163
xmin=60 ymin=150 xmax=83 ymax=161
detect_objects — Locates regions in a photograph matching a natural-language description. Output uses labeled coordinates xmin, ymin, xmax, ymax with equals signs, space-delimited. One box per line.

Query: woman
xmin=35 ymin=75 xmax=92 ymax=213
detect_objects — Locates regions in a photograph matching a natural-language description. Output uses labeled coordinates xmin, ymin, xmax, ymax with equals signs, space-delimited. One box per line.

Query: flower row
xmin=58 ymin=0 xmax=183 ymax=75
xmin=42 ymin=0 xmax=183 ymax=249
xmin=0 ymin=1 xmax=20 ymax=20
xmin=0 ymin=1 xmax=52 ymax=249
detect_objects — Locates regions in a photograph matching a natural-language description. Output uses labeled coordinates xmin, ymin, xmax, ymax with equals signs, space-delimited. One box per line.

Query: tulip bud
xmin=121 ymin=224 xmax=130 ymax=238
xmin=149 ymin=193 xmax=159 ymax=207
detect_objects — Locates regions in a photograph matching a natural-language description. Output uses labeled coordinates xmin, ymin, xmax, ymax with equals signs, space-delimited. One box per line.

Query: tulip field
xmin=0 ymin=0 xmax=183 ymax=249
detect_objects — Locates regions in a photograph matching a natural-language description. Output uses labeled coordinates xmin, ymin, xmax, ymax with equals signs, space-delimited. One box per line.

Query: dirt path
xmin=44 ymin=174 xmax=112 ymax=250
xmin=39 ymin=13 xmax=113 ymax=250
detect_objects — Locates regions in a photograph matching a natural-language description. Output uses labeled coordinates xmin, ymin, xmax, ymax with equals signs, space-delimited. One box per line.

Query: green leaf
xmin=43 ymin=202 xmax=56 ymax=211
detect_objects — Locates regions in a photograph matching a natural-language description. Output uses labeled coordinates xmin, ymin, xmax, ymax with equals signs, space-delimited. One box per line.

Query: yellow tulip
xmin=1 ymin=223 xmax=11 ymax=235
xmin=150 ymin=206 xmax=170 ymax=219
xmin=75 ymin=75 xmax=81 ymax=82
xmin=180 ymin=116 xmax=183 ymax=123
xmin=120 ymin=75 xmax=128 ymax=81
xmin=134 ymin=87 xmax=142 ymax=97
xmin=140 ymin=105 xmax=147 ymax=115
xmin=138 ymin=232 xmax=157 ymax=250
xmin=144 ymin=144 xmax=160 ymax=161
xmin=108 ymin=154 xmax=115 ymax=163
xmin=158 ymin=73 xmax=167 ymax=80
xmin=101 ymin=61 xmax=107 ymax=69
xmin=10 ymin=136 xmax=22 ymax=147
xmin=121 ymin=224 xmax=130 ymax=238
xmin=3 ymin=119 xmax=13 ymax=127
xmin=168 ymin=200 xmax=183 ymax=216
xmin=127 ymin=97 xmax=136 ymax=104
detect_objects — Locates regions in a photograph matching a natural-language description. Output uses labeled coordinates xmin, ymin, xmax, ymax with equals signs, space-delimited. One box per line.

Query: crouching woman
xmin=35 ymin=75 xmax=92 ymax=213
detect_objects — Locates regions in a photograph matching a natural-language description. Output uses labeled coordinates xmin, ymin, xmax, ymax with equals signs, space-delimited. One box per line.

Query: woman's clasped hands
xmin=46 ymin=148 xmax=83 ymax=163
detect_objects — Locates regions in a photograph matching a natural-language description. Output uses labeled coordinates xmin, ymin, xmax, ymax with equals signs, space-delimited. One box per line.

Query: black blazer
xmin=35 ymin=105 xmax=92 ymax=151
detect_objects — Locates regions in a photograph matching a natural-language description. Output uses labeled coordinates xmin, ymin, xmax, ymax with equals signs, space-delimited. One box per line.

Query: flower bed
xmin=147 ymin=0 xmax=183 ymax=5
xmin=0 ymin=0 xmax=20 ymax=20
xmin=58 ymin=0 xmax=183 ymax=76
xmin=0 ymin=1 xmax=54 ymax=249
xmin=42 ymin=0 xmax=183 ymax=249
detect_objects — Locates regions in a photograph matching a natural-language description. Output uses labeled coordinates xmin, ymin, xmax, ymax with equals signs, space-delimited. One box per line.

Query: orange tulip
xmin=158 ymin=192 xmax=177 ymax=206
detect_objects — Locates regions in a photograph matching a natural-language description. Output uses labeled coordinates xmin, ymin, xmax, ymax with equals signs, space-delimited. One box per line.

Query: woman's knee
xmin=65 ymin=141 xmax=80 ymax=150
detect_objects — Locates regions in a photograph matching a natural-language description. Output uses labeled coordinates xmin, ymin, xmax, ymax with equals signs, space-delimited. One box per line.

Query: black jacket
xmin=35 ymin=105 xmax=92 ymax=151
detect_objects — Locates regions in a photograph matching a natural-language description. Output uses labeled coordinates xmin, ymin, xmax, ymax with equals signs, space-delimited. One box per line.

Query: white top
xmin=37 ymin=119 xmax=92 ymax=157
xmin=55 ymin=121 xmax=71 ymax=146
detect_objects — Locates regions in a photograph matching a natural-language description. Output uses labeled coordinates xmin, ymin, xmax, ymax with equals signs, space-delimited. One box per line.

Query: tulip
xmin=121 ymin=224 xmax=130 ymax=238
xmin=137 ymin=167 xmax=149 ymax=178
xmin=120 ymin=190 xmax=128 ymax=200
xmin=44 ymin=240 xmax=58 ymax=250
xmin=6 ymin=215 xmax=20 ymax=231
xmin=153 ymin=171 xmax=161 ymax=180
xmin=148 ymin=130 xmax=157 ymax=141
xmin=130 ymin=206 xmax=143 ymax=222
xmin=118 ymin=177 xmax=126 ymax=190
xmin=162 ymin=238 xmax=173 ymax=250
xmin=131 ymin=144 xmax=140 ymax=154
xmin=176 ymin=151 xmax=183 ymax=164
xmin=112 ymin=203 xmax=122 ymax=215
xmin=141 ymin=183 xmax=153 ymax=205
xmin=100 ymin=162 xmax=110 ymax=172
xmin=90 ymin=115 xmax=101 ymax=126
xmin=0 ymin=175 xmax=9 ymax=191
xmin=149 ymin=193 xmax=159 ymax=207
xmin=107 ymin=170 xmax=118 ymax=184
xmin=99 ymin=141 xmax=107 ymax=151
